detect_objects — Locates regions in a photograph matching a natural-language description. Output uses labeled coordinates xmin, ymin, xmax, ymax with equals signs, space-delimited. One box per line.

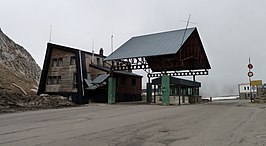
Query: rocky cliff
xmin=0 ymin=28 xmax=41 ymax=94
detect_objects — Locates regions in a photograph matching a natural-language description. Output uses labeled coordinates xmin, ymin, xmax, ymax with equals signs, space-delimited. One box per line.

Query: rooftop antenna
xmin=111 ymin=32 xmax=114 ymax=53
xmin=91 ymin=39 xmax=95 ymax=64
xmin=180 ymin=14 xmax=190 ymax=46
xmin=179 ymin=14 xmax=197 ymax=46
xmin=49 ymin=25 xmax=52 ymax=42
xmin=179 ymin=14 xmax=197 ymax=62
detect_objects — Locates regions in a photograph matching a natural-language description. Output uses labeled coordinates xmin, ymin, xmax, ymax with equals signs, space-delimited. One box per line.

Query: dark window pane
xmin=57 ymin=76 xmax=61 ymax=84
xmin=57 ymin=58 xmax=63 ymax=66
xmin=70 ymin=56 xmax=76 ymax=65
xmin=52 ymin=58 xmax=57 ymax=67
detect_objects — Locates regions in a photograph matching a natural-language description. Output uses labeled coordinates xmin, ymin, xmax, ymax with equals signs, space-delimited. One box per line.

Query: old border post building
xmin=37 ymin=43 xmax=142 ymax=104
xmin=105 ymin=27 xmax=211 ymax=105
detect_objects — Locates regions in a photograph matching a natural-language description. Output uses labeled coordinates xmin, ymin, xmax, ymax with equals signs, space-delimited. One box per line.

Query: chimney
xmin=99 ymin=48 xmax=103 ymax=57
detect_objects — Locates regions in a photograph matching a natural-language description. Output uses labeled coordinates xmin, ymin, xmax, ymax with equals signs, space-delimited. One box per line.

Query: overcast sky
xmin=1 ymin=0 xmax=265 ymax=97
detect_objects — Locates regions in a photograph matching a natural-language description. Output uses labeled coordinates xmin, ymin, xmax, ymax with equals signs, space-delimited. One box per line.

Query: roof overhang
xmin=104 ymin=27 xmax=211 ymax=72
xmin=105 ymin=27 xmax=195 ymax=61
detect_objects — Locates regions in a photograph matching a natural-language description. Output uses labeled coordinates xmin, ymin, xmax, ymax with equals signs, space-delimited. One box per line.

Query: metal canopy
xmin=104 ymin=27 xmax=210 ymax=77
xmin=105 ymin=27 xmax=195 ymax=61
xmin=85 ymin=74 xmax=109 ymax=90
xmin=92 ymin=74 xmax=110 ymax=84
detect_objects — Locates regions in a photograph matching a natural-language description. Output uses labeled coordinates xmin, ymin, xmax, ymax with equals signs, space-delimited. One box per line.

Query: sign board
xmin=248 ymin=63 xmax=253 ymax=69
xmin=247 ymin=71 xmax=253 ymax=77
xmin=250 ymin=80 xmax=262 ymax=86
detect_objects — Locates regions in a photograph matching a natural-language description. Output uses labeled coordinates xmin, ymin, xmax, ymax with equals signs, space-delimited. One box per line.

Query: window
xmin=73 ymin=73 xmax=77 ymax=88
xmin=131 ymin=78 xmax=136 ymax=86
xmin=57 ymin=58 xmax=63 ymax=66
xmin=52 ymin=58 xmax=63 ymax=67
xmin=247 ymin=86 xmax=249 ymax=90
xmin=188 ymin=88 xmax=193 ymax=95
xmin=70 ymin=56 xmax=76 ymax=65
xmin=57 ymin=76 xmax=61 ymax=84
xmin=244 ymin=87 xmax=246 ymax=90
xmin=52 ymin=76 xmax=57 ymax=84
xmin=52 ymin=58 xmax=57 ymax=67
xmin=47 ymin=76 xmax=52 ymax=85
xmin=47 ymin=76 xmax=61 ymax=85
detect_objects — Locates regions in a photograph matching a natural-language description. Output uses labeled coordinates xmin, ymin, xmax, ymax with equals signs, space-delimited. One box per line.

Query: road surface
xmin=0 ymin=100 xmax=266 ymax=146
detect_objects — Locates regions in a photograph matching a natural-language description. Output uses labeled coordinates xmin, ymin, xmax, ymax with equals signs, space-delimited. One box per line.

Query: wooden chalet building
xmin=37 ymin=43 xmax=142 ymax=104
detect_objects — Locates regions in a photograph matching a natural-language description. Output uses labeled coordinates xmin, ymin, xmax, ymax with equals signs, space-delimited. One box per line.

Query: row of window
xmin=52 ymin=56 xmax=76 ymax=67
xmin=52 ymin=56 xmax=107 ymax=67
xmin=52 ymin=58 xmax=63 ymax=67
xmin=157 ymin=86 xmax=198 ymax=96
xmin=73 ymin=73 xmax=77 ymax=88
xmin=244 ymin=86 xmax=250 ymax=90
xmin=47 ymin=74 xmax=137 ymax=88
xmin=47 ymin=76 xmax=61 ymax=85
xmin=47 ymin=73 xmax=77 ymax=89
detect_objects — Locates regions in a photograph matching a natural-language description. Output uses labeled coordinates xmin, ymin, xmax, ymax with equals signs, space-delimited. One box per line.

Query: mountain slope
xmin=0 ymin=28 xmax=41 ymax=94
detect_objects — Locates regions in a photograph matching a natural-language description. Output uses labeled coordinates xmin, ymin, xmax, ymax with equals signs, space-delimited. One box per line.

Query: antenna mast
xmin=49 ymin=25 xmax=52 ymax=42
xmin=111 ymin=32 xmax=114 ymax=53
xmin=180 ymin=14 xmax=191 ymax=46
xmin=91 ymin=39 xmax=95 ymax=64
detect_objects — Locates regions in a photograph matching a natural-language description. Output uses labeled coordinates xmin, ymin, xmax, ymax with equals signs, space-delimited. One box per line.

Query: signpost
xmin=247 ymin=71 xmax=253 ymax=77
xmin=250 ymin=80 xmax=262 ymax=86
xmin=248 ymin=57 xmax=253 ymax=102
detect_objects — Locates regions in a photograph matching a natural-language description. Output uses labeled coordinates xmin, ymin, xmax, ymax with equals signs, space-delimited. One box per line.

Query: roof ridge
xmin=133 ymin=27 xmax=196 ymax=38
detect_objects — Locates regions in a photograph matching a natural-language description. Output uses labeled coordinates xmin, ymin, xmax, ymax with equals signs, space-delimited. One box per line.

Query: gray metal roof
xmin=105 ymin=27 xmax=196 ymax=61
xmin=87 ymin=84 xmax=101 ymax=90
xmin=91 ymin=74 xmax=110 ymax=84
xmin=85 ymin=74 xmax=109 ymax=90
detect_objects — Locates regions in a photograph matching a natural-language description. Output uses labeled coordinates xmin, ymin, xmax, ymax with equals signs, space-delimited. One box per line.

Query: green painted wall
xmin=147 ymin=83 xmax=152 ymax=103
xmin=108 ymin=77 xmax=116 ymax=104
xmin=162 ymin=75 xmax=170 ymax=105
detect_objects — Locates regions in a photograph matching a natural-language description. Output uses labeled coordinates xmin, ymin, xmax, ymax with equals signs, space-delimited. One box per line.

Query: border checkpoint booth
xmin=104 ymin=27 xmax=211 ymax=105
xmin=152 ymin=76 xmax=201 ymax=105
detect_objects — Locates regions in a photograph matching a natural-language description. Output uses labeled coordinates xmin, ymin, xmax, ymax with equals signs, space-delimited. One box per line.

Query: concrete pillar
xmin=146 ymin=83 xmax=152 ymax=103
xmin=162 ymin=75 xmax=170 ymax=105
xmin=108 ymin=77 xmax=116 ymax=104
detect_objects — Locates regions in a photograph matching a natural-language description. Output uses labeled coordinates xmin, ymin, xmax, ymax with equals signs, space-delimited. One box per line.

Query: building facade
xmin=38 ymin=43 xmax=142 ymax=104
xmin=151 ymin=77 xmax=201 ymax=104
xmin=238 ymin=83 xmax=257 ymax=100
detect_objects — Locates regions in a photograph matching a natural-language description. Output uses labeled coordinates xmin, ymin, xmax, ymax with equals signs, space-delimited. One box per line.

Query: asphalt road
xmin=0 ymin=100 xmax=266 ymax=146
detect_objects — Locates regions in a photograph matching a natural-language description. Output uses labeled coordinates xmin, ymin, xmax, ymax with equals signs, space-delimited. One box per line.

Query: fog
xmin=1 ymin=0 xmax=265 ymax=97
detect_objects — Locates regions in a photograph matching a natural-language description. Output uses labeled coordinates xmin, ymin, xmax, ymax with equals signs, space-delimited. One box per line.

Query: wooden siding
xmin=40 ymin=43 xmax=142 ymax=104
xmin=45 ymin=48 xmax=77 ymax=93
xmin=146 ymin=29 xmax=211 ymax=71
xmin=116 ymin=75 xmax=142 ymax=95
